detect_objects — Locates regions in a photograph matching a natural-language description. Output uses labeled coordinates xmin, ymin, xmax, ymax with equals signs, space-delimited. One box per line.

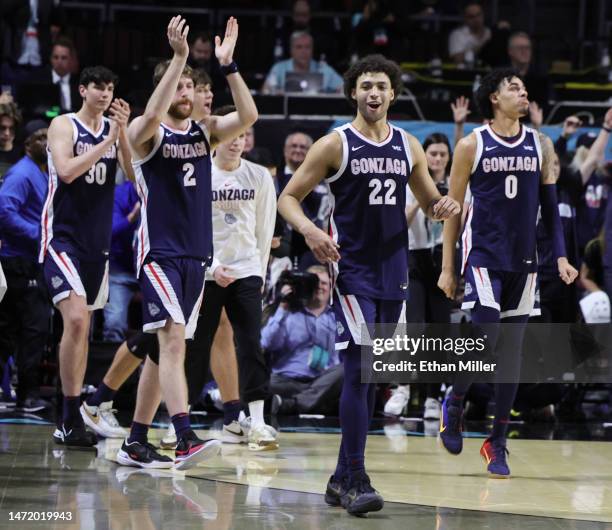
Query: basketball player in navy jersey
xmin=278 ymin=54 xmax=460 ymax=515
xmin=437 ymin=69 xmax=578 ymax=477
xmin=42 ymin=66 xmax=131 ymax=446
xmin=117 ymin=16 xmax=257 ymax=470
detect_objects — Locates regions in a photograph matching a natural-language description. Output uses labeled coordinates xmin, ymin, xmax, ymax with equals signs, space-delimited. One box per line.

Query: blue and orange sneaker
xmin=174 ymin=431 xmax=221 ymax=471
xmin=480 ymin=438 xmax=510 ymax=478
xmin=439 ymin=397 xmax=463 ymax=455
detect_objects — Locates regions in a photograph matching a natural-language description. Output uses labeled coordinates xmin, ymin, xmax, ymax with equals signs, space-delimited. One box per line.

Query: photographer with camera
xmin=262 ymin=265 xmax=341 ymax=416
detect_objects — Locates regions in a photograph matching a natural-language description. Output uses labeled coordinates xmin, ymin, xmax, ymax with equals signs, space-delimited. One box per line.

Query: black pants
xmin=270 ymin=364 xmax=344 ymax=415
xmin=186 ymin=276 xmax=269 ymax=404
xmin=537 ymin=277 xmax=577 ymax=323
xmin=0 ymin=257 xmax=51 ymax=402
xmin=406 ymin=248 xmax=451 ymax=324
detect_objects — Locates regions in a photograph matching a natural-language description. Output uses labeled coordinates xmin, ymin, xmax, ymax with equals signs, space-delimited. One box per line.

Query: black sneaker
xmin=17 ymin=397 xmax=50 ymax=413
xmin=175 ymin=431 xmax=221 ymax=471
xmin=341 ymin=472 xmax=384 ymax=515
xmin=53 ymin=423 xmax=98 ymax=447
xmin=117 ymin=439 xmax=174 ymax=469
xmin=324 ymin=474 xmax=347 ymax=506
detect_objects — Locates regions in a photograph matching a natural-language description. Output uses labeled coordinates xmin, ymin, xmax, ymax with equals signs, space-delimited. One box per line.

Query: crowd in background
xmin=0 ymin=0 xmax=611 ymax=425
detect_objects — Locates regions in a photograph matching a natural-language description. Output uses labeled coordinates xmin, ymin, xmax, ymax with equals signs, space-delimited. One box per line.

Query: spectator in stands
xmin=264 ymin=265 xmax=341 ymax=416
xmin=262 ymin=31 xmax=343 ymax=94
xmin=279 ymin=131 xmax=331 ymax=268
xmin=0 ymin=119 xmax=50 ymax=412
xmin=506 ymin=32 xmax=551 ymax=108
xmin=0 ymin=101 xmax=22 ymax=179
xmin=242 ymin=126 xmax=275 ymax=172
xmin=188 ymin=32 xmax=223 ymax=90
xmin=102 ymin=179 xmax=140 ymax=343
xmin=279 ymin=131 xmax=313 ymax=192
xmin=19 ymin=37 xmax=80 ymax=115
xmin=448 ymin=1 xmax=491 ymax=65
xmin=572 ymin=108 xmax=612 ymax=257
xmin=352 ymin=0 xmax=402 ymax=60
xmin=581 ymin=231 xmax=606 ymax=294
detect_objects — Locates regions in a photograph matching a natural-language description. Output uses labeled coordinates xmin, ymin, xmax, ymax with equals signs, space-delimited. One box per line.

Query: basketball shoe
xmin=480 ymin=438 xmax=510 ymax=478
xmin=341 ymin=471 xmax=384 ymax=515
xmin=117 ymin=439 xmax=174 ymax=469
xmin=80 ymin=401 xmax=127 ymax=438
xmin=439 ymin=396 xmax=463 ymax=455
xmin=175 ymin=431 xmax=221 ymax=471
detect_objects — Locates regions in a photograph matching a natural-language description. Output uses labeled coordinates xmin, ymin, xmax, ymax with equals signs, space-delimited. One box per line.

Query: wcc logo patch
xmin=148 ymin=303 xmax=160 ymax=317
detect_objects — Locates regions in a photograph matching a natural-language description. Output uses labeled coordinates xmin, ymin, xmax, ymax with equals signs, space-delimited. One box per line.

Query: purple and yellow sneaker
xmin=439 ymin=396 xmax=463 ymax=455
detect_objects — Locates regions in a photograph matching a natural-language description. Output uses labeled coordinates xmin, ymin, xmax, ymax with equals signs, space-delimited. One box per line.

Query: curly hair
xmin=343 ymin=54 xmax=403 ymax=108
xmin=474 ymin=68 xmax=521 ymax=119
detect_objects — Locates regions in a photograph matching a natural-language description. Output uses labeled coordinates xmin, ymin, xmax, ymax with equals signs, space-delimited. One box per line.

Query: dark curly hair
xmin=474 ymin=68 xmax=522 ymax=119
xmin=343 ymin=54 xmax=403 ymax=108
xmin=79 ymin=66 xmax=119 ymax=88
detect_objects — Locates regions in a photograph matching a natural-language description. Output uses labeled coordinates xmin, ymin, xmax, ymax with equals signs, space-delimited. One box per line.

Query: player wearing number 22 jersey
xmin=41 ymin=114 xmax=118 ymax=309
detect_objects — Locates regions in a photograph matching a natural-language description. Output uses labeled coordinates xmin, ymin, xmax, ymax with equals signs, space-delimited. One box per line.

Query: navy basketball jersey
xmin=462 ymin=124 xmax=542 ymax=273
xmin=133 ymin=120 xmax=212 ymax=274
xmin=40 ymin=114 xmax=118 ymax=262
xmin=326 ymin=123 xmax=412 ymax=300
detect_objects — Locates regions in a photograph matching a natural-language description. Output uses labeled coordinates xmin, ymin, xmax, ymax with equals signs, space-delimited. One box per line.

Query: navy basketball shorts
xmin=333 ymin=290 xmax=406 ymax=350
xmin=462 ymin=261 xmax=539 ymax=319
xmin=43 ymin=241 xmax=109 ymax=310
xmin=140 ymin=257 xmax=205 ymax=339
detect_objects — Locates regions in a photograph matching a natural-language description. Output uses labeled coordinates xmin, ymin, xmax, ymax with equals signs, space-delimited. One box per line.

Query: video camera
xmin=278 ymin=270 xmax=320 ymax=311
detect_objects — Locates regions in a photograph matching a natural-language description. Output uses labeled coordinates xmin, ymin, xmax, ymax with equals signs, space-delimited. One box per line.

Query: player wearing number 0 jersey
xmin=278 ymin=54 xmax=459 ymax=516
xmin=438 ymin=69 xmax=578 ymax=478
xmin=41 ymin=65 xmax=132 ymax=447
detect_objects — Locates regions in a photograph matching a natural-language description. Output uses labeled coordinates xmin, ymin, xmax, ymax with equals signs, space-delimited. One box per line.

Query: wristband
xmin=220 ymin=61 xmax=239 ymax=76
xmin=603 ymin=125 xmax=612 ymax=133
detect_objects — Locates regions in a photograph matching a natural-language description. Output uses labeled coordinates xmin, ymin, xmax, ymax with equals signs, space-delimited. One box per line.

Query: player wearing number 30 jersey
xmin=41 ymin=65 xmax=132 ymax=447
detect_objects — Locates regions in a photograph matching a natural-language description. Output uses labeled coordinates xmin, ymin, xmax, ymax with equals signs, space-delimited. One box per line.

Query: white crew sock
xmin=248 ymin=400 xmax=265 ymax=428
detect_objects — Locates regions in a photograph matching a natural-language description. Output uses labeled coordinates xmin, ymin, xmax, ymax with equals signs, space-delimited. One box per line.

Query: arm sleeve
xmin=255 ymin=169 xmax=277 ymax=278
xmin=554 ymin=135 xmax=568 ymax=158
xmin=261 ymin=306 xmax=290 ymax=351
xmin=540 ymin=183 xmax=567 ymax=260
xmin=0 ymin=174 xmax=40 ymax=241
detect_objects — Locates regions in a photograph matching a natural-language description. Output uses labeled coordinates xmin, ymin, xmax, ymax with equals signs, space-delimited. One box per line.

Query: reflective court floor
xmin=0 ymin=419 xmax=611 ymax=530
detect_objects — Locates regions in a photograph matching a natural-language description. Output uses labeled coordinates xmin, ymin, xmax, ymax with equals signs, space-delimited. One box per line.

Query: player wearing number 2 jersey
xmin=278 ymin=54 xmax=460 ymax=516
xmin=118 ymin=15 xmax=258 ymax=471
xmin=42 ymin=65 xmax=132 ymax=447
xmin=437 ymin=69 xmax=578 ymax=478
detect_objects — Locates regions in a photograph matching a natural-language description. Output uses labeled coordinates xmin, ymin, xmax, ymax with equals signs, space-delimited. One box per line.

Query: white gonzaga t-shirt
xmin=207 ymin=158 xmax=277 ymax=281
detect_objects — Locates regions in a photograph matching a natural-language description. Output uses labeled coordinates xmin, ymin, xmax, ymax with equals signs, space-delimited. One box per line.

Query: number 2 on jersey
xmin=183 ymin=163 xmax=196 ymax=187
xmin=368 ymin=178 xmax=397 ymax=205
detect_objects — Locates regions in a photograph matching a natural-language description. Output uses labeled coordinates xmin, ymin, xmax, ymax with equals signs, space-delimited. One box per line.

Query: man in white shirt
xmin=448 ymin=2 xmax=491 ymax=65
xmin=49 ymin=38 xmax=78 ymax=112
xmin=199 ymin=104 xmax=278 ymax=451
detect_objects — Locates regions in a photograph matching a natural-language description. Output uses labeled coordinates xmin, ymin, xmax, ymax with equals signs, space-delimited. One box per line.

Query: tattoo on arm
xmin=538 ymin=132 xmax=556 ymax=185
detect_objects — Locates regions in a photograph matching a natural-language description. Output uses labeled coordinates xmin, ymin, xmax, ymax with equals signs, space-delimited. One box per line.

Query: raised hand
xmin=561 ymin=115 xmax=582 ymax=138
xmin=167 ymin=15 xmax=189 ymax=59
xmin=451 ymin=96 xmax=471 ymax=124
xmin=215 ymin=17 xmax=238 ymax=66
xmin=109 ymin=98 xmax=130 ymax=128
